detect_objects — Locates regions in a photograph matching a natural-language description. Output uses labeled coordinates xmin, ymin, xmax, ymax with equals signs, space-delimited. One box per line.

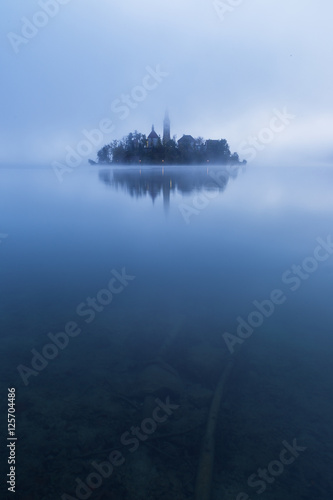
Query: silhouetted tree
xmin=97 ymin=145 xmax=112 ymax=164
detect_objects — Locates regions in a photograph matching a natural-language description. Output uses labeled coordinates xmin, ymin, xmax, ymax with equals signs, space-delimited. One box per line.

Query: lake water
xmin=1 ymin=164 xmax=333 ymax=499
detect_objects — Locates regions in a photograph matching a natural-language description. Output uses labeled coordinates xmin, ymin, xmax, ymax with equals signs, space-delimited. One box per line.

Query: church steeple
xmin=147 ymin=124 xmax=159 ymax=148
xmin=163 ymin=109 xmax=170 ymax=145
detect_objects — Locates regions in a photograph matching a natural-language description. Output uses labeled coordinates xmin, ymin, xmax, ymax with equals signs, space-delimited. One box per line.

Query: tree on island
xmin=95 ymin=130 xmax=246 ymax=166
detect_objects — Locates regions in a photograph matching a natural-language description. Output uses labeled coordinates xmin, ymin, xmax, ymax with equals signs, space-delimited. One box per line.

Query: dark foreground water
xmin=1 ymin=164 xmax=333 ymax=499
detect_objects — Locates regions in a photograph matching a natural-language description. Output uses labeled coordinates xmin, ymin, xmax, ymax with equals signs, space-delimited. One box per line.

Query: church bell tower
xmin=163 ymin=109 xmax=171 ymax=145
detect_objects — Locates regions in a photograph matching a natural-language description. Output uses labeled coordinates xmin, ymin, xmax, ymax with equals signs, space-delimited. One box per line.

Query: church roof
xmin=178 ymin=134 xmax=195 ymax=143
xmin=148 ymin=125 xmax=159 ymax=139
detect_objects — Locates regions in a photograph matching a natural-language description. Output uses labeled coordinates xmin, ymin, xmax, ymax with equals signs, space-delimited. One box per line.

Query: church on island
xmin=96 ymin=110 xmax=246 ymax=166
xmin=147 ymin=110 xmax=194 ymax=150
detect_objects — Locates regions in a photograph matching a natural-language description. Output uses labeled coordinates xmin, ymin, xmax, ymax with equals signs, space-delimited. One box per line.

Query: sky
xmin=1 ymin=0 xmax=332 ymax=167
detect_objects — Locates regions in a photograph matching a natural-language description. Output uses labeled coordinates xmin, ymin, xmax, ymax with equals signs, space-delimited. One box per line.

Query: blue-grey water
xmin=1 ymin=164 xmax=333 ymax=499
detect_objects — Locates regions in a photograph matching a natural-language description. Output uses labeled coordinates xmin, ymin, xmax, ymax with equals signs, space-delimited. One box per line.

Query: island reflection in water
xmin=98 ymin=164 xmax=243 ymax=210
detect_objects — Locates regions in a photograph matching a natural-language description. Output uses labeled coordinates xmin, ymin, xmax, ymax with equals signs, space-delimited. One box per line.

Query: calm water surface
xmin=1 ymin=164 xmax=332 ymax=499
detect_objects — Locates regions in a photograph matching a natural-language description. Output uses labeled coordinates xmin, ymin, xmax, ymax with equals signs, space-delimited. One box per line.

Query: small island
xmin=94 ymin=110 xmax=246 ymax=166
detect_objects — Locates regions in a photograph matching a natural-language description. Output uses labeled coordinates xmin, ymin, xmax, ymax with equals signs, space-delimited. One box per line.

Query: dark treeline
xmin=95 ymin=131 xmax=246 ymax=166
